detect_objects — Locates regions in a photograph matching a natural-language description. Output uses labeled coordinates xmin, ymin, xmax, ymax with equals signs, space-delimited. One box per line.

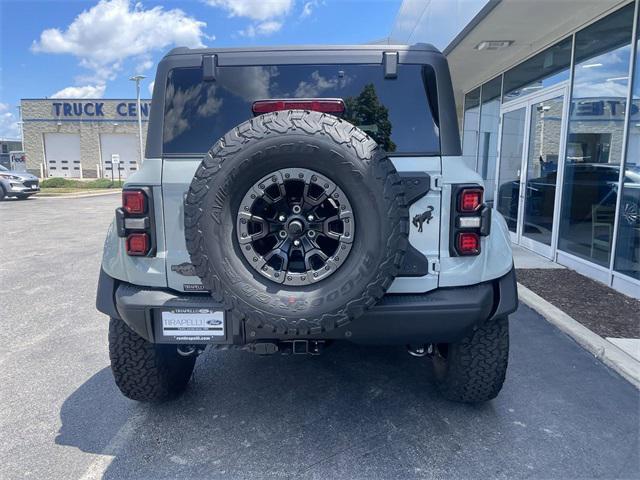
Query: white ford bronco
xmin=96 ymin=45 xmax=517 ymax=404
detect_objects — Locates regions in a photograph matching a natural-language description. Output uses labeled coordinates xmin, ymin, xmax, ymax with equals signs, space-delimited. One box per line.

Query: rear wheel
xmin=108 ymin=317 xmax=196 ymax=402
xmin=0 ymin=186 xmax=6 ymax=201
xmin=432 ymin=316 xmax=509 ymax=403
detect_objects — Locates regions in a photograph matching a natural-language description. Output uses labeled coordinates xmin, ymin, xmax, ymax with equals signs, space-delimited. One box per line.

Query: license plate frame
xmin=156 ymin=308 xmax=226 ymax=344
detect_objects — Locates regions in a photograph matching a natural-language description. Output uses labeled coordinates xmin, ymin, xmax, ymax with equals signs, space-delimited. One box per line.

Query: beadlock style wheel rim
xmin=236 ymin=168 xmax=355 ymax=285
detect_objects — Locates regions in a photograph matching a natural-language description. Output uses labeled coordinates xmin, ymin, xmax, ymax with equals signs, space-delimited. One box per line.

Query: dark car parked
xmin=497 ymin=163 xmax=640 ymax=234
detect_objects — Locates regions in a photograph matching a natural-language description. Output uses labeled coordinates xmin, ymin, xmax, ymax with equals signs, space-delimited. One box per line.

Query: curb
xmin=37 ymin=190 xmax=122 ymax=199
xmin=517 ymin=283 xmax=640 ymax=389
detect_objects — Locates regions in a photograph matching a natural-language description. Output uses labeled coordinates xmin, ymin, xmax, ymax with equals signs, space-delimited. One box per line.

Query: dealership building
xmin=441 ymin=0 xmax=640 ymax=297
xmin=21 ymin=98 xmax=150 ymax=179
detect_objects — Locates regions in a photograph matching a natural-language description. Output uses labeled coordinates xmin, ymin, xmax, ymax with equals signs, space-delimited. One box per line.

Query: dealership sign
xmin=51 ymin=101 xmax=151 ymax=118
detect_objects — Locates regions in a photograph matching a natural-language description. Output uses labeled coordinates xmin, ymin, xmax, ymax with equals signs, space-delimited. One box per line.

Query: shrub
xmin=40 ymin=178 xmax=80 ymax=188
xmin=84 ymin=178 xmax=123 ymax=188
xmin=40 ymin=178 xmax=124 ymax=189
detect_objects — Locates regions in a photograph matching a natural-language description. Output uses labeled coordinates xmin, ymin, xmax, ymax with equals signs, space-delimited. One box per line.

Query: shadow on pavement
xmin=55 ymin=367 xmax=139 ymax=454
xmin=57 ymin=307 xmax=640 ymax=480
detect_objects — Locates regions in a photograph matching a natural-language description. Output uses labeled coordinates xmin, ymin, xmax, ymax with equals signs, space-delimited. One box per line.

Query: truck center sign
xmin=51 ymin=101 xmax=151 ymax=118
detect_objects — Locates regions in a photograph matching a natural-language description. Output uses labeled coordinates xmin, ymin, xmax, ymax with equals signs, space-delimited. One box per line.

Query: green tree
xmin=343 ymin=83 xmax=396 ymax=152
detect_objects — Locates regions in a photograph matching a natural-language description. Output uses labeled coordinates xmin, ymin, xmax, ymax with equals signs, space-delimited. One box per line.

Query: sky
xmin=0 ymin=0 xmax=487 ymax=139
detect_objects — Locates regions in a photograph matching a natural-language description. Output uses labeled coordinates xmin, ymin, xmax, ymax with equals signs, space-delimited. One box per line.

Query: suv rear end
xmin=97 ymin=45 xmax=517 ymax=404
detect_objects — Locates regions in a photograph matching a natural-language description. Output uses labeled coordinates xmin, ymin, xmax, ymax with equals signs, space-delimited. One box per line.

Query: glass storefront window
xmin=614 ymin=7 xmax=640 ymax=281
xmin=462 ymin=87 xmax=481 ymax=169
xmin=558 ymin=4 xmax=635 ymax=267
xmin=478 ymin=76 xmax=502 ymax=204
xmin=503 ymin=37 xmax=572 ymax=102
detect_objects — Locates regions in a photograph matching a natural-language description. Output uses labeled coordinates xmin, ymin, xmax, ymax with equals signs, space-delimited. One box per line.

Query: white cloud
xmin=206 ymin=0 xmax=293 ymax=21
xmin=51 ymin=84 xmax=107 ymax=99
xmin=219 ymin=66 xmax=275 ymax=101
xmin=32 ymin=0 xmax=209 ymax=86
xmin=300 ymin=0 xmax=323 ymax=19
xmin=0 ymin=103 xmax=20 ymax=140
xmin=239 ymin=20 xmax=283 ymax=37
xmin=294 ymin=70 xmax=351 ymax=98
xmin=163 ymin=83 xmax=222 ymax=142
xmin=135 ymin=56 xmax=154 ymax=74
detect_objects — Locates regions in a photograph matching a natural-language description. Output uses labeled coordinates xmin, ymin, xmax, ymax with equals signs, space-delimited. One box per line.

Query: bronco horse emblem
xmin=412 ymin=206 xmax=434 ymax=233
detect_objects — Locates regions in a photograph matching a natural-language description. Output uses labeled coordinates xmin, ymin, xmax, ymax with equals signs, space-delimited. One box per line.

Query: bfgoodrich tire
xmin=184 ymin=110 xmax=409 ymax=336
xmin=432 ymin=316 xmax=509 ymax=403
xmin=108 ymin=317 xmax=196 ymax=402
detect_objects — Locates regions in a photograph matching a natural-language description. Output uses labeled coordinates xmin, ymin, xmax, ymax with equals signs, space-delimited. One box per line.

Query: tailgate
xmin=163 ymin=156 xmax=442 ymax=294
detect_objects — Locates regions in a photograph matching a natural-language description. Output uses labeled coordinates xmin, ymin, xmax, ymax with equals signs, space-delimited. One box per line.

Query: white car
xmin=0 ymin=165 xmax=40 ymax=200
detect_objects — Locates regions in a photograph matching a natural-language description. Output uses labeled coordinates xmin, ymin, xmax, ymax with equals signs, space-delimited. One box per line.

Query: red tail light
xmin=126 ymin=233 xmax=150 ymax=256
xmin=458 ymin=188 xmax=483 ymax=212
xmin=122 ymin=190 xmax=146 ymax=215
xmin=457 ymin=232 xmax=480 ymax=255
xmin=252 ymin=99 xmax=345 ymax=115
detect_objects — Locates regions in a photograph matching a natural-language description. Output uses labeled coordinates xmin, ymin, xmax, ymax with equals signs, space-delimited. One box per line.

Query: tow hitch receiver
xmin=247 ymin=340 xmax=326 ymax=355
xmin=292 ymin=340 xmax=323 ymax=355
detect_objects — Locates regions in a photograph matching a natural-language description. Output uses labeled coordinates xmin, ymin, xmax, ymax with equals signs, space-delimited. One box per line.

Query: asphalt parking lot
xmin=1 ymin=194 xmax=639 ymax=480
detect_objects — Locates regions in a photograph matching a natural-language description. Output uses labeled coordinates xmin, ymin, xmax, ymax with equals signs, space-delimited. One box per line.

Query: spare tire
xmin=184 ymin=110 xmax=408 ymax=336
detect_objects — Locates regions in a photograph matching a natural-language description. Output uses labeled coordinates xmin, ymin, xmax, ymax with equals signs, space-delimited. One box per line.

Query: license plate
xmin=31 ymin=185 xmax=38 ymax=189
xmin=161 ymin=309 xmax=224 ymax=340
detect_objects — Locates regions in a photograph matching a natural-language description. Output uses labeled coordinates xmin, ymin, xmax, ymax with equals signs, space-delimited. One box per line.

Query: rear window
xmin=163 ymin=64 xmax=440 ymax=155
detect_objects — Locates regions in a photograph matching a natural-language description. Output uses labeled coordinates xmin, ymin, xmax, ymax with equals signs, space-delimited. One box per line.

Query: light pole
xmin=16 ymin=105 xmax=24 ymax=146
xmin=129 ymin=75 xmax=146 ymax=165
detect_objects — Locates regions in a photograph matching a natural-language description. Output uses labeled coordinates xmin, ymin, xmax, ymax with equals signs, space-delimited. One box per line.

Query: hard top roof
xmin=163 ymin=43 xmax=441 ymax=59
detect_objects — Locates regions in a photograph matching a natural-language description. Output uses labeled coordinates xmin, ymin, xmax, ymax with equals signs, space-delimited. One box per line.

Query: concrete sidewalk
xmin=512 ymin=244 xmax=565 ymax=270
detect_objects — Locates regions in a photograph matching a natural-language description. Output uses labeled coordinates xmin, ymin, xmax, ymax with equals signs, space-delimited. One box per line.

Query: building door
xmin=496 ymin=106 xmax=526 ymax=235
xmin=495 ymin=86 xmax=568 ymax=258
xmin=43 ymin=133 xmax=81 ymax=178
xmin=99 ymin=134 xmax=139 ymax=180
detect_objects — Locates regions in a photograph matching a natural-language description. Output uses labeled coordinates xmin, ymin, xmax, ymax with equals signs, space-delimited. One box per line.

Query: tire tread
xmin=108 ymin=317 xmax=195 ymax=402
xmin=436 ymin=316 xmax=509 ymax=403
xmin=184 ymin=110 xmax=408 ymax=335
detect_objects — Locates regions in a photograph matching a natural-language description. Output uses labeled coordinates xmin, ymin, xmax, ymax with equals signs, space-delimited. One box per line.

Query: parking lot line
xmin=78 ymin=410 xmax=148 ymax=480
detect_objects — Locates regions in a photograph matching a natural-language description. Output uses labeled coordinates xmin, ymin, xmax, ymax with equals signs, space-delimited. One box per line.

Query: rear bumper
xmin=96 ymin=267 xmax=518 ymax=345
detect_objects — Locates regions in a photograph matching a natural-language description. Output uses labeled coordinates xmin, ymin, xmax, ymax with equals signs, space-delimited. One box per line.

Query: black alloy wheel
xmin=237 ymin=168 xmax=354 ymax=286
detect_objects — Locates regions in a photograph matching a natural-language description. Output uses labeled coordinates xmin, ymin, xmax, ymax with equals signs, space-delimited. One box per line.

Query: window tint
xmin=163 ymin=64 xmax=439 ymax=155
